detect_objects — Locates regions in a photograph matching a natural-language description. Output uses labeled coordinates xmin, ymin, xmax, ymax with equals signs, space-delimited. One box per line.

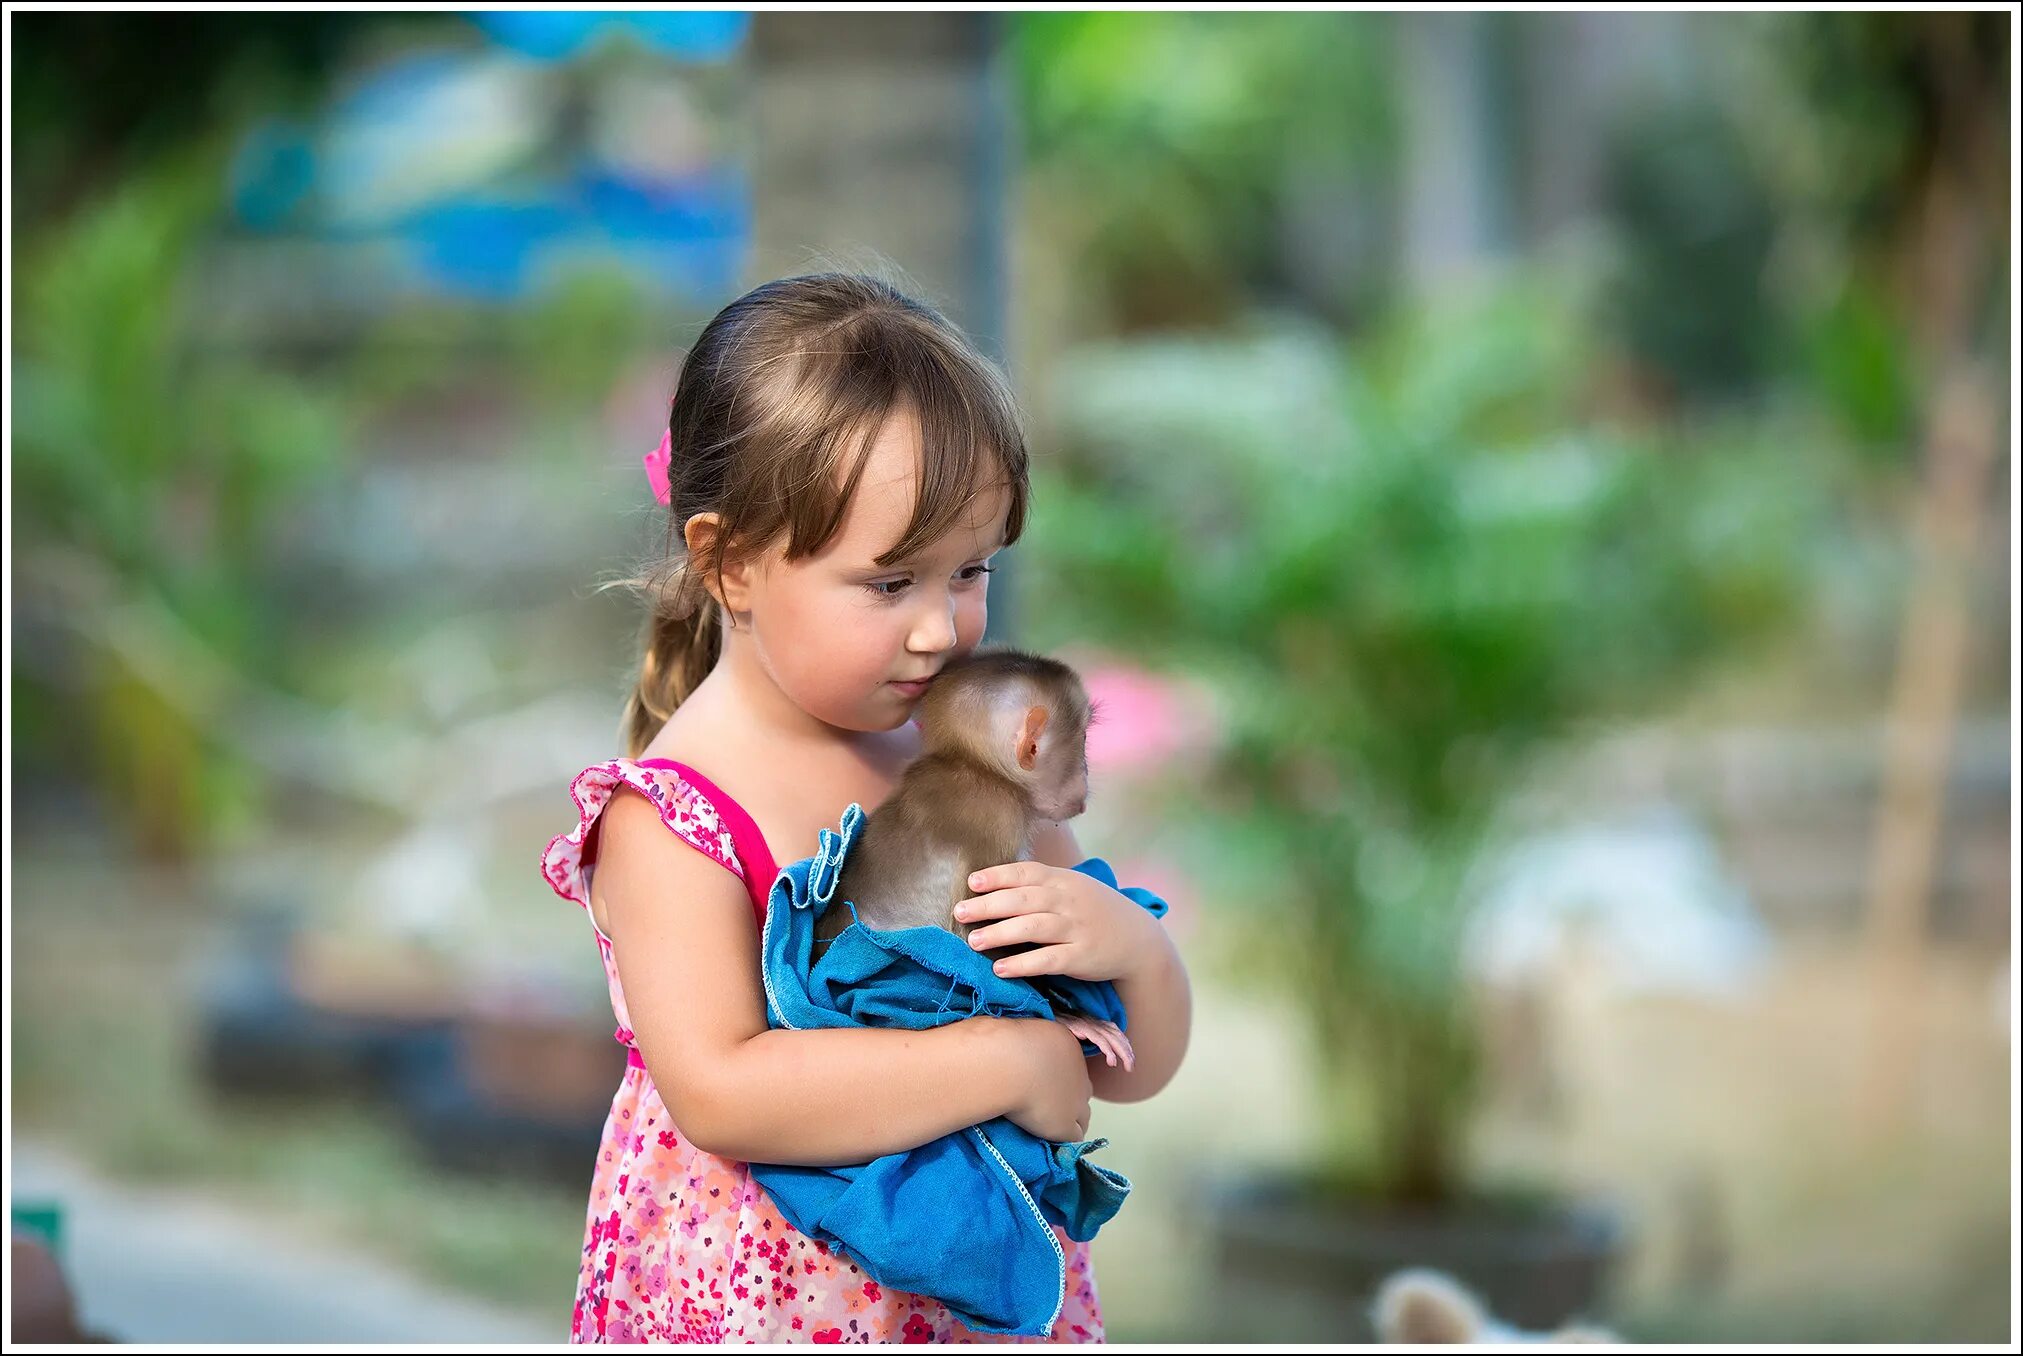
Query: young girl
xmin=541 ymin=272 xmax=1193 ymax=1344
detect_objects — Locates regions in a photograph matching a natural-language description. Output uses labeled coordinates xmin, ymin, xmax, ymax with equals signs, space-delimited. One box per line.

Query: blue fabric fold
xmin=748 ymin=802 xmax=1168 ymax=1337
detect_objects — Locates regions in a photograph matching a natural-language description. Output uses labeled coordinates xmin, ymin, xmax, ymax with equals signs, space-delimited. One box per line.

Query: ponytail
xmin=618 ymin=556 xmax=722 ymax=757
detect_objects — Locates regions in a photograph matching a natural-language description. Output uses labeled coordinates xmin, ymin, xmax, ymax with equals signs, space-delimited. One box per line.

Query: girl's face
xmin=733 ymin=407 xmax=1011 ymax=734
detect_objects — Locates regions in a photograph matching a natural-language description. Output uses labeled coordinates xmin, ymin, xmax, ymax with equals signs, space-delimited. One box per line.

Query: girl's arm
xmin=1029 ymin=819 xmax=1193 ymax=1104
xmin=596 ymin=788 xmax=1074 ymax=1167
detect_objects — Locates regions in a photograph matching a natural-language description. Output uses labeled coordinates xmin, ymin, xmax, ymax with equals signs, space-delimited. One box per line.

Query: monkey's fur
xmin=1371 ymin=1268 xmax=1618 ymax=1344
xmin=811 ymin=648 xmax=1133 ymax=1069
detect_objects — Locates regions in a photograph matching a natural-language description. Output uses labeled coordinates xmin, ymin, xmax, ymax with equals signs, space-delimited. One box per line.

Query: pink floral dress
xmin=542 ymin=756 xmax=1107 ymax=1343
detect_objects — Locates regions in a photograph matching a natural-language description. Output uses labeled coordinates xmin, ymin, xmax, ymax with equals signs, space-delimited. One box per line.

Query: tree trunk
xmin=1857 ymin=12 xmax=2005 ymax=1141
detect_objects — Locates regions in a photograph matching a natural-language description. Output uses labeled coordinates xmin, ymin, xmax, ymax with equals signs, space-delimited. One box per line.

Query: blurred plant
xmin=1023 ymin=271 xmax=1827 ymax=1206
xmin=502 ymin=263 xmax=662 ymax=412
xmin=1596 ymin=94 xmax=1781 ymax=405
xmin=1741 ymin=10 xmax=2007 ymax=283
xmin=13 ymin=139 xmax=348 ymax=861
xmin=1721 ymin=10 xmax=2008 ymax=450
xmin=1011 ymin=11 xmax=1398 ymax=333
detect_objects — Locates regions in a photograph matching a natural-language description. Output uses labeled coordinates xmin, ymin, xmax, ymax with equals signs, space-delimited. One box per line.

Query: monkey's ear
xmin=1014 ymin=704 xmax=1050 ymax=771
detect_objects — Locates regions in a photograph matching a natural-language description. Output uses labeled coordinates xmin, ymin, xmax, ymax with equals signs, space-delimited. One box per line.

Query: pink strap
xmin=634 ymin=758 xmax=779 ymax=911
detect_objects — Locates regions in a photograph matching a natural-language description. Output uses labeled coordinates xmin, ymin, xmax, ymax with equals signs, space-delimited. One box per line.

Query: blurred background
xmin=7 ymin=8 xmax=2013 ymax=1344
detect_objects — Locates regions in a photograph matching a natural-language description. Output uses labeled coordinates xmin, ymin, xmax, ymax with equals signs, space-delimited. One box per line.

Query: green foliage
xmin=13 ymin=143 xmax=348 ymax=859
xmin=1598 ymin=94 xmax=1781 ymax=402
xmin=1712 ymin=10 xmax=2008 ymax=461
xmin=1796 ymin=276 xmax=1917 ymax=455
xmin=503 ymin=263 xmax=663 ymax=410
xmin=1742 ymin=10 xmax=2009 ymax=240
xmin=1359 ymin=262 xmax=1602 ymax=457
xmin=1025 ymin=271 xmax=1825 ymax=1203
xmin=1011 ymin=11 xmax=1397 ymax=329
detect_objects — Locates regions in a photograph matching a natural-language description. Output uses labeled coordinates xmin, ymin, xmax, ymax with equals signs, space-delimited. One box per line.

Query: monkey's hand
xmin=1055 ymin=1013 xmax=1135 ymax=1072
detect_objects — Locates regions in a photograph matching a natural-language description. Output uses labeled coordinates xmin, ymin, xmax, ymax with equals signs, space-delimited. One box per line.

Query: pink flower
xmin=1079 ymin=661 xmax=1214 ymax=774
xmin=644 ymin=427 xmax=673 ymax=505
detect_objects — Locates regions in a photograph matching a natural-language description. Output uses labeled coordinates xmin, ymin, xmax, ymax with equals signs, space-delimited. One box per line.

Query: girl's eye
xmin=865 ymin=564 xmax=994 ymax=600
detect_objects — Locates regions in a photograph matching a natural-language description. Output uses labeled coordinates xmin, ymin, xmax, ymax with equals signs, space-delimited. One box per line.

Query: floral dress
xmin=542 ymin=756 xmax=1107 ymax=1343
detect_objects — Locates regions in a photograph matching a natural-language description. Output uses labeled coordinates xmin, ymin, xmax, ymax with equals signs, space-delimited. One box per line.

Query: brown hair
xmin=614 ymin=270 xmax=1032 ymax=757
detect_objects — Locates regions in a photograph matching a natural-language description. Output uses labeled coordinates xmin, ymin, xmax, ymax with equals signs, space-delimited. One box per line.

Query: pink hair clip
xmin=643 ymin=393 xmax=676 ymax=506
xmin=643 ymin=427 xmax=673 ymax=506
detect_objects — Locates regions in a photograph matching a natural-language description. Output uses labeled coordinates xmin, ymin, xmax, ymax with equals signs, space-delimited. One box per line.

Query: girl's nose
xmin=909 ymin=595 xmax=959 ymax=653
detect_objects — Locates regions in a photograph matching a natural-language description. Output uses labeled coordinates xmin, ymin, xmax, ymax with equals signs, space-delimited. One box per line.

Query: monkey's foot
xmin=1058 ymin=1013 xmax=1135 ymax=1072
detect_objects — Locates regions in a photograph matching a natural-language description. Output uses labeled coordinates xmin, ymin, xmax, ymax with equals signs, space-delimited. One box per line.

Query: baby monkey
xmin=811 ymin=648 xmax=1136 ymax=1071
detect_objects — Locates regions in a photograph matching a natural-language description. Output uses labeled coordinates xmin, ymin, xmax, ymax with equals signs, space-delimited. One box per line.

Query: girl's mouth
xmin=889 ymin=677 xmax=935 ymax=697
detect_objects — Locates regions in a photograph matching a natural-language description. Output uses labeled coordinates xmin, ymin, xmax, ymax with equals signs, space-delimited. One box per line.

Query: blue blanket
xmin=748 ymin=802 xmax=1169 ymax=1337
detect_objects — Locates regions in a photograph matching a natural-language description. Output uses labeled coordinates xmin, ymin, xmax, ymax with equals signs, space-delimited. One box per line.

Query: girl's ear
xmin=682 ymin=511 xmax=720 ymax=563
xmin=683 ymin=512 xmax=759 ymax=613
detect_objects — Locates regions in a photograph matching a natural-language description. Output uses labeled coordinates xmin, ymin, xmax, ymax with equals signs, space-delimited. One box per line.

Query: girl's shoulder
xmin=541 ymin=756 xmax=748 ymax=918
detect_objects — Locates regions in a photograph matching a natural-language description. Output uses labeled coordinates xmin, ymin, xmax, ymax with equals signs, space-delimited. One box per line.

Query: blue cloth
xmin=748 ymin=803 xmax=1169 ymax=1337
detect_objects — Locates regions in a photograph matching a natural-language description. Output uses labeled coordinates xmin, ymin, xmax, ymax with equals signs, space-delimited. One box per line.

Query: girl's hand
xmin=955 ymin=862 xmax=1162 ymax=984
xmin=998 ymin=1016 xmax=1094 ymax=1142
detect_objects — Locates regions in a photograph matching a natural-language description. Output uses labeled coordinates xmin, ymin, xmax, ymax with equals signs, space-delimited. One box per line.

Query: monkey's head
xmin=917 ymin=648 xmax=1091 ymax=821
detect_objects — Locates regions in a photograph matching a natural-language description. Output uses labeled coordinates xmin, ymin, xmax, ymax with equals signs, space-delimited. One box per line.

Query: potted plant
xmin=1022 ymin=280 xmax=1823 ymax=1338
